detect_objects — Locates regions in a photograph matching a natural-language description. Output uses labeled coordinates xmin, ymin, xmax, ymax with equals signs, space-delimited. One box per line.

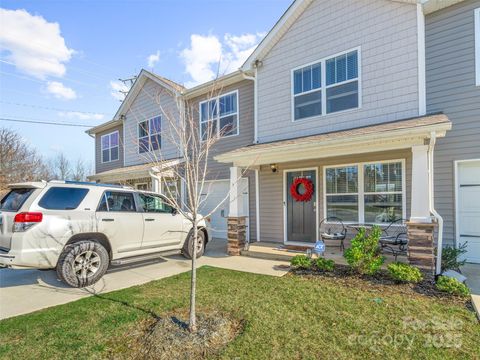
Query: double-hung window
xmin=325 ymin=160 xmax=404 ymax=223
xmin=200 ymin=90 xmax=238 ymax=140
xmin=293 ymin=48 xmax=360 ymax=120
xmin=101 ymin=131 xmax=119 ymax=163
xmin=138 ymin=116 xmax=161 ymax=153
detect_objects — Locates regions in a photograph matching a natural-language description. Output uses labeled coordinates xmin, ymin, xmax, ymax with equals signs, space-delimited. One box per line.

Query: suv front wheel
xmin=56 ymin=240 xmax=109 ymax=288
xmin=182 ymin=229 xmax=205 ymax=259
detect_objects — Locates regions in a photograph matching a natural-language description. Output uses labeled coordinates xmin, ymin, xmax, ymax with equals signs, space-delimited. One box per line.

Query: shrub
xmin=436 ymin=276 xmax=470 ymax=297
xmin=344 ymin=226 xmax=385 ymax=275
xmin=387 ymin=262 xmax=423 ymax=283
xmin=440 ymin=243 xmax=467 ymax=272
xmin=315 ymin=257 xmax=335 ymax=272
xmin=290 ymin=255 xmax=312 ymax=270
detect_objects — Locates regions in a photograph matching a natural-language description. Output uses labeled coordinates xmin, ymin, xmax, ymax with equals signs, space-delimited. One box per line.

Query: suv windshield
xmin=0 ymin=188 xmax=35 ymax=211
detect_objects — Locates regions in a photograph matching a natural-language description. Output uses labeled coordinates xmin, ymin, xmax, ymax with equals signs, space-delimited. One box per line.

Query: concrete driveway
xmin=0 ymin=239 xmax=288 ymax=320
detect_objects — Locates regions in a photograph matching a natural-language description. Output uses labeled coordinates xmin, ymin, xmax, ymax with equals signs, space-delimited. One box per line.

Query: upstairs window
xmin=138 ymin=116 xmax=161 ymax=153
xmin=101 ymin=131 xmax=119 ymax=163
xmin=200 ymin=90 xmax=238 ymax=140
xmin=292 ymin=48 xmax=360 ymax=121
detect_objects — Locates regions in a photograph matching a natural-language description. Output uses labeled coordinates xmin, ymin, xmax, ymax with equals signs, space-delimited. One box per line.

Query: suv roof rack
xmin=49 ymin=180 xmax=132 ymax=189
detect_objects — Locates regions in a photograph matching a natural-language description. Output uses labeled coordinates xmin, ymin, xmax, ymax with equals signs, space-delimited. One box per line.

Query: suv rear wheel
xmin=182 ymin=229 xmax=205 ymax=259
xmin=56 ymin=240 xmax=109 ymax=288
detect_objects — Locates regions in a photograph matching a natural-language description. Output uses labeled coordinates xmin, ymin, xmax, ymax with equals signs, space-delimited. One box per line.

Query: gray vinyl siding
xmin=95 ymin=124 xmax=124 ymax=174
xmin=426 ymin=0 xmax=480 ymax=247
xmin=256 ymin=0 xmax=420 ymax=143
xmin=189 ymin=79 xmax=255 ymax=180
xmin=123 ymin=79 xmax=181 ymax=166
xmin=259 ymin=150 xmax=412 ymax=243
xmin=189 ymin=80 xmax=256 ymax=240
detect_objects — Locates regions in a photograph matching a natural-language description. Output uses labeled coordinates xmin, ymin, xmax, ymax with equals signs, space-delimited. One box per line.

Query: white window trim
xmin=137 ymin=115 xmax=162 ymax=154
xmin=199 ymin=89 xmax=240 ymax=141
xmin=100 ymin=130 xmax=119 ymax=163
xmin=291 ymin=46 xmax=362 ymax=122
xmin=475 ymin=8 xmax=480 ymax=86
xmin=322 ymin=159 xmax=406 ymax=224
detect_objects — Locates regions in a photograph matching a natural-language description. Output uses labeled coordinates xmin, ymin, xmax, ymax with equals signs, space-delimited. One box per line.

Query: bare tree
xmin=49 ymin=152 xmax=71 ymax=180
xmin=128 ymin=81 xmax=253 ymax=332
xmin=0 ymin=127 xmax=52 ymax=194
xmin=71 ymin=158 xmax=88 ymax=181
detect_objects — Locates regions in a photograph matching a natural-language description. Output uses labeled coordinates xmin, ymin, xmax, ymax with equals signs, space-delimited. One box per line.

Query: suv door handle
xmin=102 ymin=218 xmax=114 ymax=222
xmin=145 ymin=218 xmax=155 ymax=222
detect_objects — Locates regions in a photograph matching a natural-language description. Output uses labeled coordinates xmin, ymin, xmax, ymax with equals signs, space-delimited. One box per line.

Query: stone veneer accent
xmin=407 ymin=222 xmax=436 ymax=274
xmin=227 ymin=217 xmax=247 ymax=256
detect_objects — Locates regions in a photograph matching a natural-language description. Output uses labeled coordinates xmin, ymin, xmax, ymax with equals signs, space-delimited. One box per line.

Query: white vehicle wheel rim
xmin=73 ymin=250 xmax=101 ymax=279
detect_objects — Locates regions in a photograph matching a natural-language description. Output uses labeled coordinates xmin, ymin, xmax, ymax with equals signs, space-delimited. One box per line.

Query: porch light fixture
xmin=270 ymin=163 xmax=278 ymax=173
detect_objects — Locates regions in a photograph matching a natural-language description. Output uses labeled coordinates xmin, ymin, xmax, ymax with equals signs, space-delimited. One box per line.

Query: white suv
xmin=0 ymin=181 xmax=209 ymax=287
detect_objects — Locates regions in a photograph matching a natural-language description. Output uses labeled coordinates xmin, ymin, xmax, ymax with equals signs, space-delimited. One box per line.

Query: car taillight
xmin=13 ymin=212 xmax=43 ymax=232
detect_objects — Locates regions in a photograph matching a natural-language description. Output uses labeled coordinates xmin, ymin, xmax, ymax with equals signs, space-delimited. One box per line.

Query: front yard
xmin=0 ymin=266 xmax=478 ymax=359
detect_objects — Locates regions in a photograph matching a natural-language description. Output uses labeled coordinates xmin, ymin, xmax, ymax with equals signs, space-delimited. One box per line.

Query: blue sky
xmin=0 ymin=0 xmax=291 ymax=170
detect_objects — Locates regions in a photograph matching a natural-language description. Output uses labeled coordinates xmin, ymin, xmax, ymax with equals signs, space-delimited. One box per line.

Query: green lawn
xmin=0 ymin=266 xmax=479 ymax=359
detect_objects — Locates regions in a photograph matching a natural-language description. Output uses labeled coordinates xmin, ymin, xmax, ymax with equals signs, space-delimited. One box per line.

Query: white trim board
xmin=475 ymin=8 xmax=480 ymax=87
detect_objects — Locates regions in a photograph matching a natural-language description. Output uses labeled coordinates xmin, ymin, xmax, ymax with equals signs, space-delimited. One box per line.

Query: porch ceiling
xmin=215 ymin=114 xmax=451 ymax=167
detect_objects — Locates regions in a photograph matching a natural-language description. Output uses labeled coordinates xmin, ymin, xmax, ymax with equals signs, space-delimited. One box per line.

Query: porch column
xmin=228 ymin=166 xmax=246 ymax=256
xmin=408 ymin=145 xmax=435 ymax=275
xmin=151 ymin=173 xmax=162 ymax=194
xmin=410 ymin=145 xmax=430 ymax=223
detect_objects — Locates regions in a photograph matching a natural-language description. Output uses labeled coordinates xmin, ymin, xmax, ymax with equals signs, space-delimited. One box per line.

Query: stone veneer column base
xmin=407 ymin=222 xmax=436 ymax=275
xmin=227 ymin=217 xmax=247 ymax=256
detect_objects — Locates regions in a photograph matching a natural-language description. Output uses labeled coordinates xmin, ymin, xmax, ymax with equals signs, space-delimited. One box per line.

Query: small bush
xmin=436 ymin=276 xmax=470 ymax=297
xmin=315 ymin=257 xmax=335 ymax=272
xmin=387 ymin=262 xmax=423 ymax=283
xmin=290 ymin=255 xmax=312 ymax=269
xmin=344 ymin=226 xmax=385 ymax=275
xmin=441 ymin=243 xmax=467 ymax=272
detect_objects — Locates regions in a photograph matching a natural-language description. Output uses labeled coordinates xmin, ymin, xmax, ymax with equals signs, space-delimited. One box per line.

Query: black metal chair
xmin=379 ymin=218 xmax=408 ymax=260
xmin=319 ymin=217 xmax=347 ymax=251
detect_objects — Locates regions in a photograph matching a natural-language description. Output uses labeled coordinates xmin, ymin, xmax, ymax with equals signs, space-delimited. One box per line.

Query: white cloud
xmin=147 ymin=50 xmax=160 ymax=68
xmin=58 ymin=111 xmax=104 ymax=121
xmin=110 ymin=80 xmax=129 ymax=101
xmin=0 ymin=8 xmax=74 ymax=79
xmin=46 ymin=81 xmax=77 ymax=100
xmin=180 ymin=32 xmax=264 ymax=88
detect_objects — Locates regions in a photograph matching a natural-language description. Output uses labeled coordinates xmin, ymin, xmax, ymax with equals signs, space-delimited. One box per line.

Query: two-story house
xmin=87 ymin=0 xmax=480 ymax=271
xmin=87 ymin=69 xmax=258 ymax=241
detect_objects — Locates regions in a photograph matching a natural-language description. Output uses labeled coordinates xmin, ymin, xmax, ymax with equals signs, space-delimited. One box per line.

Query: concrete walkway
xmin=0 ymin=239 xmax=289 ymax=320
xmin=461 ymin=263 xmax=480 ymax=320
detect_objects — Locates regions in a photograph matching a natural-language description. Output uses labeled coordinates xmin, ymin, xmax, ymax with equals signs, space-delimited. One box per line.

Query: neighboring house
xmin=87 ymin=69 xmax=257 ymax=240
xmin=425 ymin=0 xmax=480 ymax=264
xmin=87 ymin=0 xmax=479 ymax=268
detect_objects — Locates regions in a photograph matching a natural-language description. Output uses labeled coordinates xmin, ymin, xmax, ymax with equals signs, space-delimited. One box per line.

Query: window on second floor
xmin=101 ymin=131 xmax=119 ymax=163
xmin=199 ymin=90 xmax=238 ymax=141
xmin=293 ymin=49 xmax=360 ymax=121
xmin=138 ymin=116 xmax=161 ymax=153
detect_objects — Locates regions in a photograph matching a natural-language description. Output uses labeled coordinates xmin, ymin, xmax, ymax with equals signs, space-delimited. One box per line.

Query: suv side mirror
xmin=171 ymin=207 xmax=178 ymax=215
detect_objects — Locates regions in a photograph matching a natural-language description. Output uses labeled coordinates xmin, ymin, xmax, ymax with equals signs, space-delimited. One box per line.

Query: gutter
xmin=428 ymin=131 xmax=443 ymax=276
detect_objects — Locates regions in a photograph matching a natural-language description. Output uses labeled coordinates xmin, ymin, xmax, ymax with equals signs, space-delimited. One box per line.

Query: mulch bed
xmin=128 ymin=309 xmax=244 ymax=360
xmin=289 ymin=264 xmax=474 ymax=311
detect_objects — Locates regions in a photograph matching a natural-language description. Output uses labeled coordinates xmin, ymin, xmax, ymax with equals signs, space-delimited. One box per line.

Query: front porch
xmin=217 ymin=114 xmax=452 ymax=274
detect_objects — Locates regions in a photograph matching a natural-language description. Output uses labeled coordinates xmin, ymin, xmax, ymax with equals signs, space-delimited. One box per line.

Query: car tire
xmin=56 ymin=240 xmax=109 ymax=288
xmin=182 ymin=229 xmax=206 ymax=259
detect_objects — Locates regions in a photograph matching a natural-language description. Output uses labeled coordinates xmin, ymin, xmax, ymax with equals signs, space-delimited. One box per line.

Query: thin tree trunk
xmin=188 ymin=222 xmax=198 ymax=332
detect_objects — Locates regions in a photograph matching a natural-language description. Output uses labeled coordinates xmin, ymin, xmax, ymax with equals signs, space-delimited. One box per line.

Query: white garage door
xmin=199 ymin=179 xmax=249 ymax=240
xmin=457 ymin=160 xmax=480 ymax=264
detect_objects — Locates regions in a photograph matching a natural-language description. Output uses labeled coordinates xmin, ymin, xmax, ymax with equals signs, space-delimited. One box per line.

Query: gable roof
xmin=112 ymin=69 xmax=185 ymax=122
xmin=240 ymin=0 xmax=463 ymax=71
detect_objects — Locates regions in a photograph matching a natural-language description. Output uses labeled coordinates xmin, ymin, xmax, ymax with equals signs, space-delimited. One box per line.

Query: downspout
xmin=428 ymin=131 xmax=443 ymax=275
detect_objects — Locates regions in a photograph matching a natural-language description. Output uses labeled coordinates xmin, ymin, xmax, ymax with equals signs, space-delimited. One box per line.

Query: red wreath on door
xmin=290 ymin=177 xmax=314 ymax=202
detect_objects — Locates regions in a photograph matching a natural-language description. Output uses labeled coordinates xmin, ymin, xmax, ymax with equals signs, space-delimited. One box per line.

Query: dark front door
xmin=286 ymin=170 xmax=316 ymax=243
